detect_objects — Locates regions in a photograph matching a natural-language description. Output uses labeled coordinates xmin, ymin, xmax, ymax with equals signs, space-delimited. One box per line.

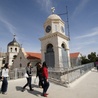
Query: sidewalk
xmin=0 ymin=69 xmax=98 ymax=98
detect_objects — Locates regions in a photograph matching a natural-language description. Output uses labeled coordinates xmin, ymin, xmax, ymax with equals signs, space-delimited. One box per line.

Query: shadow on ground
xmin=15 ymin=84 xmax=42 ymax=97
xmin=16 ymin=86 xmax=23 ymax=91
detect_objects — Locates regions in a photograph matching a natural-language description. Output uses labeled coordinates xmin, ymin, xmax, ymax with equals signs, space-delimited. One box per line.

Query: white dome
xmin=47 ymin=14 xmax=61 ymax=20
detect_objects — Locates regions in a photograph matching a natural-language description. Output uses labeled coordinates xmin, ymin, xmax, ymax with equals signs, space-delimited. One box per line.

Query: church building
xmin=0 ymin=36 xmax=41 ymax=69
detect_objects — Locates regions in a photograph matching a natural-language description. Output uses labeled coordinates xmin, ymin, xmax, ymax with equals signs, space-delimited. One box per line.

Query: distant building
xmin=7 ymin=36 xmax=20 ymax=67
xmin=12 ymin=48 xmax=41 ymax=69
xmin=70 ymin=52 xmax=82 ymax=67
xmin=0 ymin=36 xmax=41 ymax=69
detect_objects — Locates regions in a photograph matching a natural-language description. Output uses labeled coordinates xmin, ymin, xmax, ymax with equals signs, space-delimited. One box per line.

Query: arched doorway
xmin=45 ymin=44 xmax=55 ymax=68
xmin=61 ymin=43 xmax=68 ymax=68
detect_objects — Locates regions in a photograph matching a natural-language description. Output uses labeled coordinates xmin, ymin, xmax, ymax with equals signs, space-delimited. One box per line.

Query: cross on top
xmin=51 ymin=7 xmax=55 ymax=14
xmin=13 ymin=34 xmax=16 ymax=38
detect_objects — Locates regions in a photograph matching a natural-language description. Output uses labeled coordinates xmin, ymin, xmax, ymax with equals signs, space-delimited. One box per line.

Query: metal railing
xmin=9 ymin=67 xmax=36 ymax=79
xmin=48 ymin=63 xmax=94 ymax=85
xmin=8 ymin=63 xmax=94 ymax=86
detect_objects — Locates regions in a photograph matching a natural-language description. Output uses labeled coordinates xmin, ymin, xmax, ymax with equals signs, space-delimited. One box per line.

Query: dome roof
xmin=8 ymin=38 xmax=20 ymax=47
xmin=47 ymin=14 xmax=61 ymax=20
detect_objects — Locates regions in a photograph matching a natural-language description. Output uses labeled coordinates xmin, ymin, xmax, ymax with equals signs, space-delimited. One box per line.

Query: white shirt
xmin=2 ymin=68 xmax=9 ymax=77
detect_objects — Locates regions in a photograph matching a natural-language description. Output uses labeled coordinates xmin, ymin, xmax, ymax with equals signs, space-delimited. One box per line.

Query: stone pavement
xmin=0 ymin=68 xmax=98 ymax=98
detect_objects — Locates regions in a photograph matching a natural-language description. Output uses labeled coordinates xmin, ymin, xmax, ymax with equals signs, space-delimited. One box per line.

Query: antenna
xmin=58 ymin=6 xmax=70 ymax=40
xmin=66 ymin=6 xmax=70 ymax=40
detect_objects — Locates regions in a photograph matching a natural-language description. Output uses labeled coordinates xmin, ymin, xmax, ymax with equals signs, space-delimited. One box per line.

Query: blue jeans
xmin=1 ymin=77 xmax=8 ymax=93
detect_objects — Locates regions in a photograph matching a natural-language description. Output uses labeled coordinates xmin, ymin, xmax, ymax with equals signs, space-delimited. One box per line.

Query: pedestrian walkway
xmin=0 ymin=68 xmax=98 ymax=98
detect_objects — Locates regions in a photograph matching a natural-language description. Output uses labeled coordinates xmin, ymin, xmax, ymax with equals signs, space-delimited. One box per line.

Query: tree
xmin=88 ymin=52 xmax=97 ymax=62
xmin=81 ymin=52 xmax=98 ymax=64
xmin=81 ymin=56 xmax=90 ymax=64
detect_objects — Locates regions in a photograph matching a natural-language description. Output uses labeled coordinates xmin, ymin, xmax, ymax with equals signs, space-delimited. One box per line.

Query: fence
xmin=8 ymin=63 xmax=94 ymax=86
xmin=48 ymin=63 xmax=94 ymax=86
xmin=9 ymin=67 xmax=36 ymax=79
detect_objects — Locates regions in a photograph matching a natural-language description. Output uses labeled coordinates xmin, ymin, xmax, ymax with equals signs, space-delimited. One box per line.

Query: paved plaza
xmin=0 ymin=68 xmax=98 ymax=98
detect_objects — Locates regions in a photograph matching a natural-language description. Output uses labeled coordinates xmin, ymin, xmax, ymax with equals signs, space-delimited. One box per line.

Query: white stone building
xmin=7 ymin=37 xmax=20 ymax=67
xmin=39 ymin=13 xmax=71 ymax=68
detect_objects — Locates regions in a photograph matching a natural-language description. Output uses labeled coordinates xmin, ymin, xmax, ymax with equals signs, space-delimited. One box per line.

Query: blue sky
xmin=0 ymin=0 xmax=98 ymax=56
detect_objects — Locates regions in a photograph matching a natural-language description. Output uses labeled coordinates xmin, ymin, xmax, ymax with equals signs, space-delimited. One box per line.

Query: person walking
xmin=1 ymin=63 xmax=9 ymax=94
xmin=22 ymin=62 xmax=34 ymax=92
xmin=42 ymin=61 xmax=49 ymax=97
xmin=35 ymin=62 xmax=43 ymax=88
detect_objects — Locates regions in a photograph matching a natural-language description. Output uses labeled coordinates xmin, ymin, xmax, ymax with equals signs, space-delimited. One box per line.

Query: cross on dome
xmin=51 ymin=7 xmax=55 ymax=14
xmin=13 ymin=34 xmax=16 ymax=39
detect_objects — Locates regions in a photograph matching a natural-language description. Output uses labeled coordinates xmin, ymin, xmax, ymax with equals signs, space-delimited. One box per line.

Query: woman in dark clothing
xmin=42 ymin=61 xmax=49 ymax=97
xmin=22 ymin=62 xmax=34 ymax=92
xmin=36 ymin=62 xmax=43 ymax=87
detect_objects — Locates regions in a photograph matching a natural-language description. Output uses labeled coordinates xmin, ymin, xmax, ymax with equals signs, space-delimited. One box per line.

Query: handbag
xmin=24 ymin=73 xmax=28 ymax=78
xmin=34 ymin=77 xmax=37 ymax=84
xmin=34 ymin=77 xmax=39 ymax=84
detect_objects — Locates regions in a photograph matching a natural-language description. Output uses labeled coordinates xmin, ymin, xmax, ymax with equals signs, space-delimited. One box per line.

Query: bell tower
xmin=7 ymin=34 xmax=20 ymax=67
xmin=39 ymin=7 xmax=70 ymax=68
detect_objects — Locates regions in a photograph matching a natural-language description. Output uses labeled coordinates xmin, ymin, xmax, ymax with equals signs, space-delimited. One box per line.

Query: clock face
xmin=46 ymin=25 xmax=51 ymax=33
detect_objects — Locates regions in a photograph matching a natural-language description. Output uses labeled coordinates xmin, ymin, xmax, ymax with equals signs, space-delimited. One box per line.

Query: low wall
xmin=8 ymin=63 xmax=94 ymax=87
xmin=48 ymin=63 xmax=94 ymax=86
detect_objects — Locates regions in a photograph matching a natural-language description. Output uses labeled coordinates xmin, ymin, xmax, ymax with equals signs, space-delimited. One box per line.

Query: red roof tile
xmin=26 ymin=52 xmax=80 ymax=59
xmin=26 ymin=52 xmax=41 ymax=59
xmin=70 ymin=52 xmax=80 ymax=58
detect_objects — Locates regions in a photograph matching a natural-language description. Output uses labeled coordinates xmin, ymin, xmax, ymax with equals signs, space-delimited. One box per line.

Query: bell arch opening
xmin=45 ymin=43 xmax=55 ymax=68
xmin=61 ymin=43 xmax=69 ymax=68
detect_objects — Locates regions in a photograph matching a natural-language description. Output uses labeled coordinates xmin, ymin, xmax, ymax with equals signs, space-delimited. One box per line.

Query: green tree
xmin=88 ymin=52 xmax=97 ymax=62
xmin=81 ymin=56 xmax=90 ymax=64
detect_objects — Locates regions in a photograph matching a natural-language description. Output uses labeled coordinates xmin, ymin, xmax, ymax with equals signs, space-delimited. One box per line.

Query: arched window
xmin=55 ymin=25 xmax=57 ymax=32
xmin=20 ymin=57 xmax=22 ymax=60
xmin=46 ymin=44 xmax=53 ymax=53
xmin=2 ymin=59 xmax=5 ymax=64
xmin=20 ymin=63 xmax=22 ymax=68
xmin=15 ymin=48 xmax=17 ymax=52
xmin=13 ymin=55 xmax=17 ymax=59
xmin=10 ymin=48 xmax=12 ymax=52
xmin=61 ymin=43 xmax=66 ymax=50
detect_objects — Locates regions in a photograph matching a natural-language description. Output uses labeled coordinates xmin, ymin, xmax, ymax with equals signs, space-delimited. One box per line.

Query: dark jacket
xmin=36 ymin=66 xmax=42 ymax=77
xmin=26 ymin=66 xmax=32 ymax=77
